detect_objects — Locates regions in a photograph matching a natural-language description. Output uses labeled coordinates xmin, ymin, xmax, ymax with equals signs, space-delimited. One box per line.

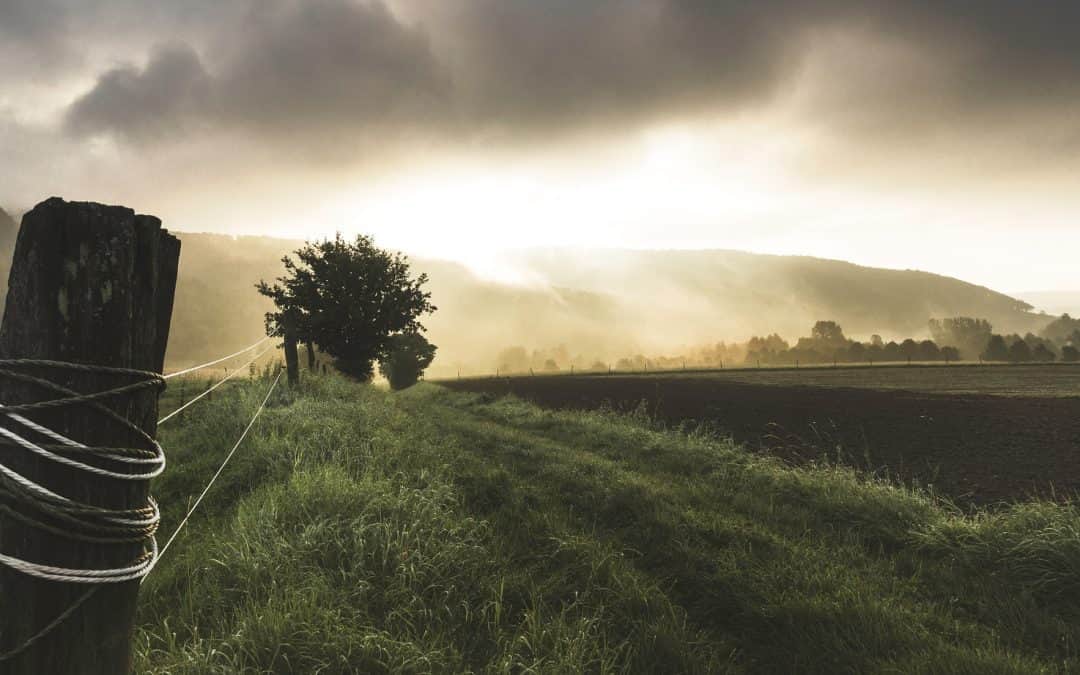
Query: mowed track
xmin=444 ymin=366 xmax=1080 ymax=506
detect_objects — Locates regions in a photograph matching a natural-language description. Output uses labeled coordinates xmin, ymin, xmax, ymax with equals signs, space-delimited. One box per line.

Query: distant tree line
xmin=744 ymin=316 xmax=1079 ymax=366
xmin=743 ymin=321 xmax=961 ymax=366
xmin=493 ymin=313 xmax=1080 ymax=374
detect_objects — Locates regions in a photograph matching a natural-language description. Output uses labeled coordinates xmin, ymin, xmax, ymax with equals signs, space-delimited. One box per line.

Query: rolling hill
xmin=0 ymin=205 xmax=1052 ymax=376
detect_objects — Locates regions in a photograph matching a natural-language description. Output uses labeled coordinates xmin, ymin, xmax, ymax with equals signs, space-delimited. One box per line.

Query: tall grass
xmin=136 ymin=375 xmax=1080 ymax=673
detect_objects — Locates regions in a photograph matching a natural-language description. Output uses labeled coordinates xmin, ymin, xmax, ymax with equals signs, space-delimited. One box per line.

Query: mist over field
xmin=1 ymin=206 xmax=1053 ymax=378
xmin=169 ymin=236 xmax=1060 ymax=377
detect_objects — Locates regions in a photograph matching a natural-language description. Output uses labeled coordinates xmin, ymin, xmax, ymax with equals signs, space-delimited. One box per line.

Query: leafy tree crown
xmin=257 ymin=234 xmax=436 ymax=379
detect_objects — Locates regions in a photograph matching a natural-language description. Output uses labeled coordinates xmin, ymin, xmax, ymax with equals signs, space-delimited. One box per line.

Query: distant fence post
xmin=0 ymin=198 xmax=179 ymax=674
xmin=283 ymin=313 xmax=299 ymax=386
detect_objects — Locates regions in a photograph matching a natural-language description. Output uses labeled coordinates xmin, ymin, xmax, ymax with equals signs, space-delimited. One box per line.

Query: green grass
xmin=137 ymin=374 xmax=1080 ymax=673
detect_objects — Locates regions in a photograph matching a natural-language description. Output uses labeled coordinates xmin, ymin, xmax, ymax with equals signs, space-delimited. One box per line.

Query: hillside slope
xmin=162 ymin=233 xmax=626 ymax=373
xmin=152 ymin=236 xmax=1055 ymax=375
xmin=0 ymin=205 xmax=1050 ymax=374
xmin=138 ymin=376 xmax=1080 ymax=673
xmin=517 ymin=248 xmax=1044 ymax=342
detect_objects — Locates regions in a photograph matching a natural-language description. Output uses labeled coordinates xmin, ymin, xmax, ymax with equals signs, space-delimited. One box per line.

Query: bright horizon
xmin=3 ymin=1 xmax=1080 ymax=294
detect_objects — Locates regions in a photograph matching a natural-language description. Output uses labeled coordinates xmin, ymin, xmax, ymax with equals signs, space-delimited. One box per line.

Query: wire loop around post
xmin=0 ymin=359 xmax=165 ymax=584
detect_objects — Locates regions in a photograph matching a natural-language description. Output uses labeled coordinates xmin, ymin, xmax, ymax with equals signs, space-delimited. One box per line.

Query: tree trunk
xmin=283 ymin=315 xmax=299 ymax=387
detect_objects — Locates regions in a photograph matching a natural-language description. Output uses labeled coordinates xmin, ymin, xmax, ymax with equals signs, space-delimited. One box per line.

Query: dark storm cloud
xmin=798 ymin=2 xmax=1080 ymax=138
xmin=0 ymin=0 xmax=242 ymax=76
xmin=215 ymin=0 xmax=447 ymax=135
xmin=62 ymin=0 xmax=447 ymax=149
xmin=0 ymin=0 xmax=76 ymax=74
xmin=433 ymin=0 xmax=811 ymax=130
xmin=65 ymin=44 xmax=212 ymax=142
xmin=0 ymin=0 xmax=65 ymax=40
xmin=52 ymin=0 xmax=1080 ymax=160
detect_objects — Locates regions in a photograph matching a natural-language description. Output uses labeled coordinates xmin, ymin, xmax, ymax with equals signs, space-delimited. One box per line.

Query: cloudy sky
xmin=1 ymin=0 xmax=1078 ymax=293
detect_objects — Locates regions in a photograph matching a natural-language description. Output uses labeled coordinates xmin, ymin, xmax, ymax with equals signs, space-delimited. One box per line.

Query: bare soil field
xmin=444 ymin=366 xmax=1080 ymax=506
xmin=667 ymin=363 xmax=1080 ymax=397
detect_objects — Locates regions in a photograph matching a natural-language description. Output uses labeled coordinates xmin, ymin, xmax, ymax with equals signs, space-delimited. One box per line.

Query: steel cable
xmin=163 ymin=337 xmax=270 ymax=380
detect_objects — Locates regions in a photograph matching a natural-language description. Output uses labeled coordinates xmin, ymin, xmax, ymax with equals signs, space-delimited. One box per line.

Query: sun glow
xmin=314 ymin=122 xmax=809 ymax=281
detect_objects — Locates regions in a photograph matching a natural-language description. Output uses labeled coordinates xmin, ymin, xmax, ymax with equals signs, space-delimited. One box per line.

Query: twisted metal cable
xmin=0 ymin=587 xmax=97 ymax=662
xmin=163 ymin=337 xmax=270 ymax=380
xmin=0 ymin=359 xmax=166 ymax=663
xmin=1 ymin=359 xmax=284 ymax=662
xmin=155 ymin=368 xmax=283 ymax=563
xmin=0 ymin=359 xmax=165 ymax=584
xmin=158 ymin=343 xmax=277 ymax=425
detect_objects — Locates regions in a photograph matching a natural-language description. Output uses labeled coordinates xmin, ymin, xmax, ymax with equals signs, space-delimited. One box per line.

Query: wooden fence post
xmin=283 ymin=314 xmax=299 ymax=387
xmin=0 ymin=198 xmax=179 ymax=674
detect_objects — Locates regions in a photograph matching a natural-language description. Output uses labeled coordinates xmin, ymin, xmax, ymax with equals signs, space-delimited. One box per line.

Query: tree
xmin=496 ymin=346 xmax=529 ymax=373
xmin=848 ymin=341 xmax=866 ymax=362
xmin=982 ymin=334 xmax=1008 ymax=361
xmin=379 ymin=331 xmax=437 ymax=390
xmin=929 ymin=317 xmax=992 ymax=360
xmin=811 ymin=321 xmax=847 ymax=347
xmin=883 ymin=341 xmax=902 ymax=361
xmin=899 ymin=338 xmax=919 ymax=362
xmin=1031 ymin=343 xmax=1056 ymax=362
xmin=745 ymin=333 xmax=790 ymax=365
xmin=918 ymin=339 xmax=941 ymax=361
xmin=1008 ymin=339 xmax=1032 ymax=363
xmin=257 ymin=234 xmax=436 ymax=380
xmin=941 ymin=346 xmax=960 ymax=362
xmin=1041 ymin=314 xmax=1080 ymax=345
xmin=1063 ymin=345 xmax=1080 ymax=362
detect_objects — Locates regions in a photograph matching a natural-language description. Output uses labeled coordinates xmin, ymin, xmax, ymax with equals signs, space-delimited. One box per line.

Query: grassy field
xmin=137 ymin=374 xmax=1080 ymax=673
